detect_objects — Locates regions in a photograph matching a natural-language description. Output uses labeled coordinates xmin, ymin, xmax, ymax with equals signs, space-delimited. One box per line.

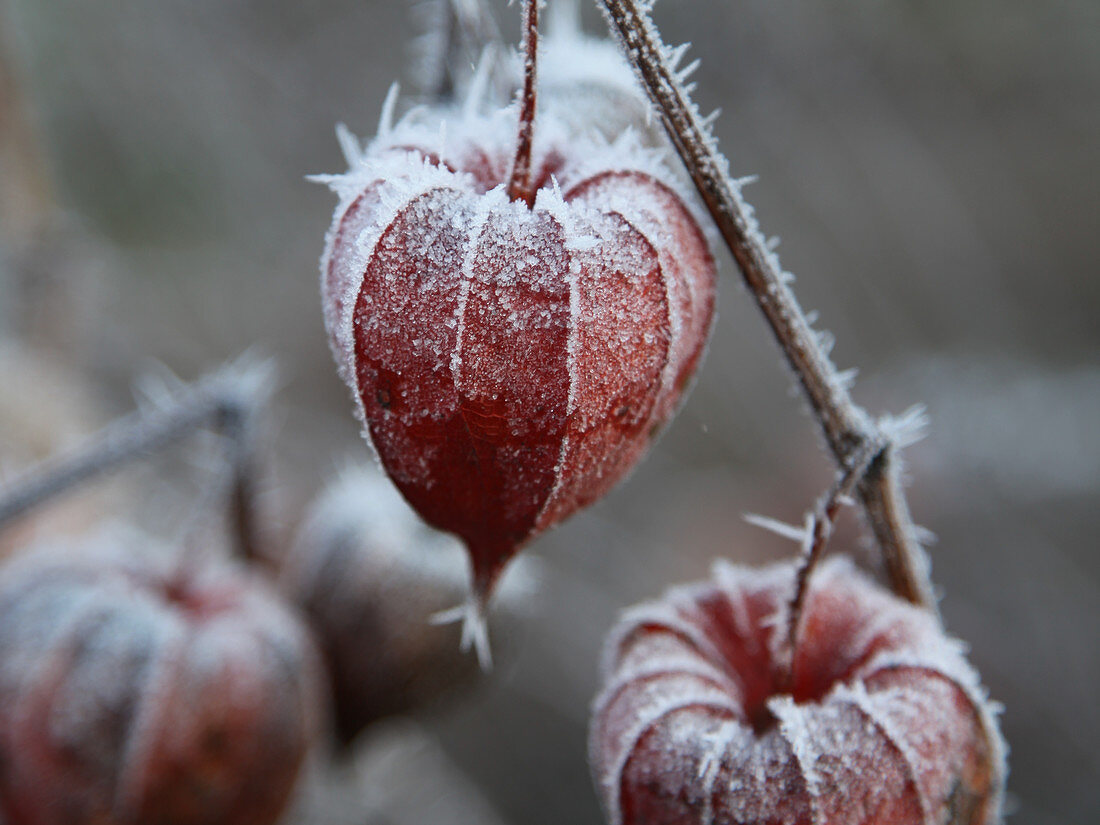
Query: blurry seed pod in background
xmin=0 ymin=525 xmax=325 ymax=825
xmin=279 ymin=464 xmax=535 ymax=748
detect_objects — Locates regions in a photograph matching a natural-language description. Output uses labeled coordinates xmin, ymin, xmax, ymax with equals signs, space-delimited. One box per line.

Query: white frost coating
xmin=541 ymin=28 xmax=640 ymax=103
xmin=878 ymin=405 xmax=930 ymax=451
xmin=601 ymin=689 xmax=739 ymax=825
xmin=113 ymin=621 xmax=189 ymax=815
xmin=711 ymin=556 xmax=792 ymax=600
xmin=834 ymin=681 xmax=932 ymax=825
xmin=0 ymin=527 xmax=321 ymax=819
xmin=320 ymin=91 xmax=715 ymax=622
xmin=675 ymin=58 xmax=702 ymax=84
xmin=3 ymin=583 xmax=106 ymax=735
xmin=318 ymin=146 xmax=471 ymax=392
xmin=335 ymin=122 xmax=362 ymax=167
xmin=662 ymin=42 xmax=692 ymax=71
xmin=834 ymin=367 xmax=859 ymax=392
xmin=603 ymin=599 xmax=721 ymax=677
xmin=743 ymin=511 xmax=811 ymax=544
xmin=430 ymin=598 xmax=492 ymax=671
xmin=770 ymin=695 xmax=824 ymax=824
xmin=451 ymin=186 xmax=510 ymax=380
xmin=860 ymin=642 xmax=1009 ymax=790
xmin=378 ymin=82 xmax=400 ymax=137
xmin=596 ymin=655 xmax=738 ymax=720
xmin=526 ymin=186 xmax=580 ymax=529
xmin=697 ymin=720 xmax=742 ymax=825
xmin=698 ymin=108 xmax=721 ymax=131
xmin=562 ymin=129 xmax=679 ymax=197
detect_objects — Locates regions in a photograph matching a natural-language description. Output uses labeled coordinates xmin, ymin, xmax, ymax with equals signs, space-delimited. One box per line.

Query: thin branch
xmin=596 ymin=0 xmax=936 ymax=613
xmin=507 ymin=0 xmax=539 ymax=207
xmin=0 ymin=360 xmax=272 ymax=564
xmin=776 ymin=438 xmax=885 ymax=692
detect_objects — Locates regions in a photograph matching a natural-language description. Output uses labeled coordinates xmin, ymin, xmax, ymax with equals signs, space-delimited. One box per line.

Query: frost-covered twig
xmin=0 ymin=358 xmax=273 ymax=563
xmin=596 ymin=0 xmax=936 ymax=612
xmin=776 ymin=437 xmax=885 ymax=690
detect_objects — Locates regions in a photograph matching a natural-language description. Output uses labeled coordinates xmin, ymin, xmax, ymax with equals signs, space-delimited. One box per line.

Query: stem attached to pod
xmin=507 ymin=0 xmax=539 ymax=208
xmin=777 ymin=438 xmax=885 ymax=693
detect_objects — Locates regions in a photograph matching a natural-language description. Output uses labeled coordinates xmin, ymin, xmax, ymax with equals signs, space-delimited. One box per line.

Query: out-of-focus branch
xmin=0 ymin=359 xmax=273 ymax=564
xmin=596 ymin=0 xmax=937 ymax=613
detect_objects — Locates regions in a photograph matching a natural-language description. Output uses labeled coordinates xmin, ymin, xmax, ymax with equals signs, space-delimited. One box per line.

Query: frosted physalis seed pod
xmin=317 ymin=98 xmax=715 ymax=619
xmin=279 ymin=464 xmax=532 ymax=737
xmin=589 ymin=557 xmax=1006 ymax=825
xmin=0 ymin=527 xmax=324 ymax=825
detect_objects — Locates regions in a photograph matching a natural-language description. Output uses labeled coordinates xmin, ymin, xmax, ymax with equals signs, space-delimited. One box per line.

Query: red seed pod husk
xmin=318 ymin=108 xmax=716 ymax=603
xmin=0 ymin=529 xmax=324 ymax=825
xmin=278 ymin=466 xmax=528 ymax=745
xmin=589 ymin=557 xmax=1007 ymax=825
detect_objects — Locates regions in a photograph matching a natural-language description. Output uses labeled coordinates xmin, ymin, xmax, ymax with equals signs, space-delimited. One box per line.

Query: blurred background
xmin=0 ymin=0 xmax=1096 ymax=823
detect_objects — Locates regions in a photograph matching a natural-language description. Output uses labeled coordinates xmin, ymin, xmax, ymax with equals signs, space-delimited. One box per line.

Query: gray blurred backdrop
xmin=1 ymin=1 xmax=1097 ymax=823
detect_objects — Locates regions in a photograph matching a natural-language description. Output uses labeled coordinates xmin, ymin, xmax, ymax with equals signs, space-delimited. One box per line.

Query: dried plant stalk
xmin=596 ymin=0 xmax=936 ymax=612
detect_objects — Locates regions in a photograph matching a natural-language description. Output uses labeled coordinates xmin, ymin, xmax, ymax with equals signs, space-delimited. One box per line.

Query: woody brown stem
xmin=597 ymin=0 xmax=936 ymax=613
xmin=507 ymin=0 xmax=539 ymax=208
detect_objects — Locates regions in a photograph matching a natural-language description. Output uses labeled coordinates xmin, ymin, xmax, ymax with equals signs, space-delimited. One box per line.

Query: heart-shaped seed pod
xmin=318 ymin=106 xmax=715 ymax=608
xmin=279 ymin=465 xmax=531 ymax=739
xmin=0 ymin=529 xmax=324 ymax=825
xmin=590 ymin=557 xmax=1006 ymax=825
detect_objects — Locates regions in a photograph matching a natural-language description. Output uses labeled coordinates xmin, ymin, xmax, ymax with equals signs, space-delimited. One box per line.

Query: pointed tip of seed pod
xmin=431 ymin=595 xmax=493 ymax=671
